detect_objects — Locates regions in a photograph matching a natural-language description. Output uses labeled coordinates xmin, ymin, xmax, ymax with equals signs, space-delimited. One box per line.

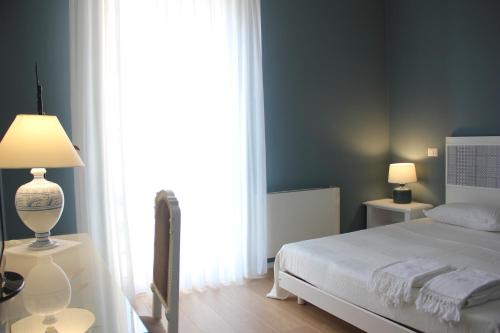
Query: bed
xmin=269 ymin=137 xmax=500 ymax=333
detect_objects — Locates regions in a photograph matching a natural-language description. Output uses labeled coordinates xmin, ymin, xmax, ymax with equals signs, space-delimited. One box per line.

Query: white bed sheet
xmin=272 ymin=218 xmax=500 ymax=333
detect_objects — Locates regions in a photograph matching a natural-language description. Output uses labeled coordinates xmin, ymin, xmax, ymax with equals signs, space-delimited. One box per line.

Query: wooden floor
xmin=134 ymin=272 xmax=364 ymax=333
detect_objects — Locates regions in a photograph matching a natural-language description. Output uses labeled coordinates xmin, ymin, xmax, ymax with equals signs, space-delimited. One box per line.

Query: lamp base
xmin=15 ymin=168 xmax=63 ymax=251
xmin=29 ymin=232 xmax=58 ymax=250
xmin=0 ymin=271 xmax=25 ymax=303
xmin=393 ymin=187 xmax=412 ymax=204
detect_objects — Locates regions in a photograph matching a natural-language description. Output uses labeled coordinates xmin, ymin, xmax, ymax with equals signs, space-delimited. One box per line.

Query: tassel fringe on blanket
xmin=368 ymin=257 xmax=453 ymax=306
xmin=416 ymin=291 xmax=463 ymax=322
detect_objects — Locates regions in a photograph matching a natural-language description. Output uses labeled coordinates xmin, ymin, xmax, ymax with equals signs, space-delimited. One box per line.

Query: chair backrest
xmin=152 ymin=190 xmax=180 ymax=331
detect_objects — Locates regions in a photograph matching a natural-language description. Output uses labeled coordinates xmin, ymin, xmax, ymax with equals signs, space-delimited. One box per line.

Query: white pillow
xmin=424 ymin=203 xmax=500 ymax=231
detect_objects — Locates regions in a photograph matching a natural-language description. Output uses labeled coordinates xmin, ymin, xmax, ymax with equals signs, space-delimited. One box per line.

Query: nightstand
xmin=363 ymin=198 xmax=433 ymax=229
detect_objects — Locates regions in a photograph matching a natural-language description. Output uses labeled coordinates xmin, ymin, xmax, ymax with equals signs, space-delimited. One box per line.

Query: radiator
xmin=267 ymin=187 xmax=340 ymax=259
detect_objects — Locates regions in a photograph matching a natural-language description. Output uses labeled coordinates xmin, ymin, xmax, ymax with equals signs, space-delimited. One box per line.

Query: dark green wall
xmin=261 ymin=0 xmax=389 ymax=232
xmin=387 ymin=0 xmax=500 ymax=205
xmin=0 ymin=0 xmax=76 ymax=239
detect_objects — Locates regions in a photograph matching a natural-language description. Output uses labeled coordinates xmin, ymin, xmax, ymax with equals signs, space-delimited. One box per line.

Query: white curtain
xmin=70 ymin=0 xmax=267 ymax=294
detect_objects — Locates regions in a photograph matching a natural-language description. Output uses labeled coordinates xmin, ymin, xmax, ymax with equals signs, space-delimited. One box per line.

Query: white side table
xmin=363 ymin=198 xmax=433 ymax=229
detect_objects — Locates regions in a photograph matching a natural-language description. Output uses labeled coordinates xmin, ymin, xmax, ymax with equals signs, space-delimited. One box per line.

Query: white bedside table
xmin=363 ymin=198 xmax=433 ymax=228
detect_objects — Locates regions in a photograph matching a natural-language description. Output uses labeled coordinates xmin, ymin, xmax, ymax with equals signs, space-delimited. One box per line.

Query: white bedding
xmin=270 ymin=218 xmax=500 ymax=333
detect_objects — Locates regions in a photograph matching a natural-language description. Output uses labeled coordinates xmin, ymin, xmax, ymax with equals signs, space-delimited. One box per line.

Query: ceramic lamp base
xmin=15 ymin=168 xmax=64 ymax=251
xmin=29 ymin=232 xmax=58 ymax=250
xmin=393 ymin=186 xmax=412 ymax=204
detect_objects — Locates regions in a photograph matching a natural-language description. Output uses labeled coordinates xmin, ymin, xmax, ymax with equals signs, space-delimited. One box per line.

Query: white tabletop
xmin=363 ymin=198 xmax=433 ymax=212
xmin=1 ymin=234 xmax=147 ymax=333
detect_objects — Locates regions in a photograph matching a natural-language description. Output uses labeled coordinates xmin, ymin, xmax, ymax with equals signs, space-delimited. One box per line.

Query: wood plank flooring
xmin=134 ymin=272 xmax=364 ymax=333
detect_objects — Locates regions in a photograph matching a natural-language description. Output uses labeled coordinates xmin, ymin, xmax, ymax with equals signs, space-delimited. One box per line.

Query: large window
xmin=71 ymin=0 xmax=267 ymax=296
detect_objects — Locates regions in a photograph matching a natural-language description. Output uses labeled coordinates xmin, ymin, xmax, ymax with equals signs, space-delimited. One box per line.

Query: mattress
xmin=270 ymin=218 xmax=500 ymax=333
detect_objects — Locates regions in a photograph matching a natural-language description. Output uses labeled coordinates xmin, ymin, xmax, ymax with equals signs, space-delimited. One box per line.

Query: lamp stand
xmin=1 ymin=209 xmax=24 ymax=303
xmin=15 ymin=168 xmax=63 ymax=250
xmin=393 ymin=184 xmax=412 ymax=204
xmin=0 ymin=271 xmax=25 ymax=303
xmin=0 ymin=167 xmax=24 ymax=302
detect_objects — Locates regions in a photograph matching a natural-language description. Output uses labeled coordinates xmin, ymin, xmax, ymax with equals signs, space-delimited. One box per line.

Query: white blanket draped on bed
xmin=266 ymin=219 xmax=500 ymax=333
xmin=266 ymin=249 xmax=290 ymax=300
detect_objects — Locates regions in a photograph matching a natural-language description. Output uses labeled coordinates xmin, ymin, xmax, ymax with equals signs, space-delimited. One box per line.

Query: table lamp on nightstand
xmin=0 ymin=65 xmax=84 ymax=251
xmin=388 ymin=163 xmax=417 ymax=204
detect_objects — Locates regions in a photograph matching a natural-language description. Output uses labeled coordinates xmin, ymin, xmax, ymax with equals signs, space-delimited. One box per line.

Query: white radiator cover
xmin=267 ymin=187 xmax=340 ymax=259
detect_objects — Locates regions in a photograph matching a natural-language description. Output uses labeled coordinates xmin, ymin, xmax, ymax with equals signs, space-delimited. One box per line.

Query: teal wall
xmin=2 ymin=0 xmax=498 ymax=237
xmin=387 ymin=0 xmax=500 ymax=206
xmin=0 ymin=0 xmax=77 ymax=239
xmin=261 ymin=0 xmax=389 ymax=232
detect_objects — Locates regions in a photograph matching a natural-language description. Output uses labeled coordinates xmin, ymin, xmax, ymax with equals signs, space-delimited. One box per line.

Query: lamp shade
xmin=388 ymin=163 xmax=417 ymax=184
xmin=0 ymin=114 xmax=83 ymax=168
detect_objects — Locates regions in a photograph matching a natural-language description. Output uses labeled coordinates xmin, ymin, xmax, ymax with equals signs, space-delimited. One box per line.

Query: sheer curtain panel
xmin=69 ymin=0 xmax=135 ymax=300
xmin=70 ymin=0 xmax=267 ymax=294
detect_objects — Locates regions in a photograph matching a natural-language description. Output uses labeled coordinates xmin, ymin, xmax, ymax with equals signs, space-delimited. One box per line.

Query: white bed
xmin=270 ymin=137 xmax=500 ymax=333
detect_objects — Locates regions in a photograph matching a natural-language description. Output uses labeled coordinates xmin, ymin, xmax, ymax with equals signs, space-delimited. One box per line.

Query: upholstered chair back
xmin=153 ymin=198 xmax=171 ymax=307
xmin=150 ymin=190 xmax=180 ymax=333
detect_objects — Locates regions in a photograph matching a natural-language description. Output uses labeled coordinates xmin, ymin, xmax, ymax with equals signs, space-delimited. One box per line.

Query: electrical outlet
xmin=428 ymin=147 xmax=438 ymax=157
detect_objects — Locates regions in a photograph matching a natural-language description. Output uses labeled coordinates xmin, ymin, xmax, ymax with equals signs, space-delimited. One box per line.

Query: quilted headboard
xmin=446 ymin=137 xmax=500 ymax=205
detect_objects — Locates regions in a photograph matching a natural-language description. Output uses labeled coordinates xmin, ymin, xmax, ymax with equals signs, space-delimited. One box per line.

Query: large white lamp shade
xmin=0 ymin=114 xmax=83 ymax=168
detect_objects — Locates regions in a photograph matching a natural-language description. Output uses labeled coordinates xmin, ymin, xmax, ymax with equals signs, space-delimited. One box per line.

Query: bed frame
xmin=278 ymin=136 xmax=500 ymax=333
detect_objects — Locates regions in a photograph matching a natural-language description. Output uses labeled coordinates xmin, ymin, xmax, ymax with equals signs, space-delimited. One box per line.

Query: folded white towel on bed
xmin=368 ymin=257 xmax=453 ymax=306
xmin=416 ymin=267 xmax=500 ymax=322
